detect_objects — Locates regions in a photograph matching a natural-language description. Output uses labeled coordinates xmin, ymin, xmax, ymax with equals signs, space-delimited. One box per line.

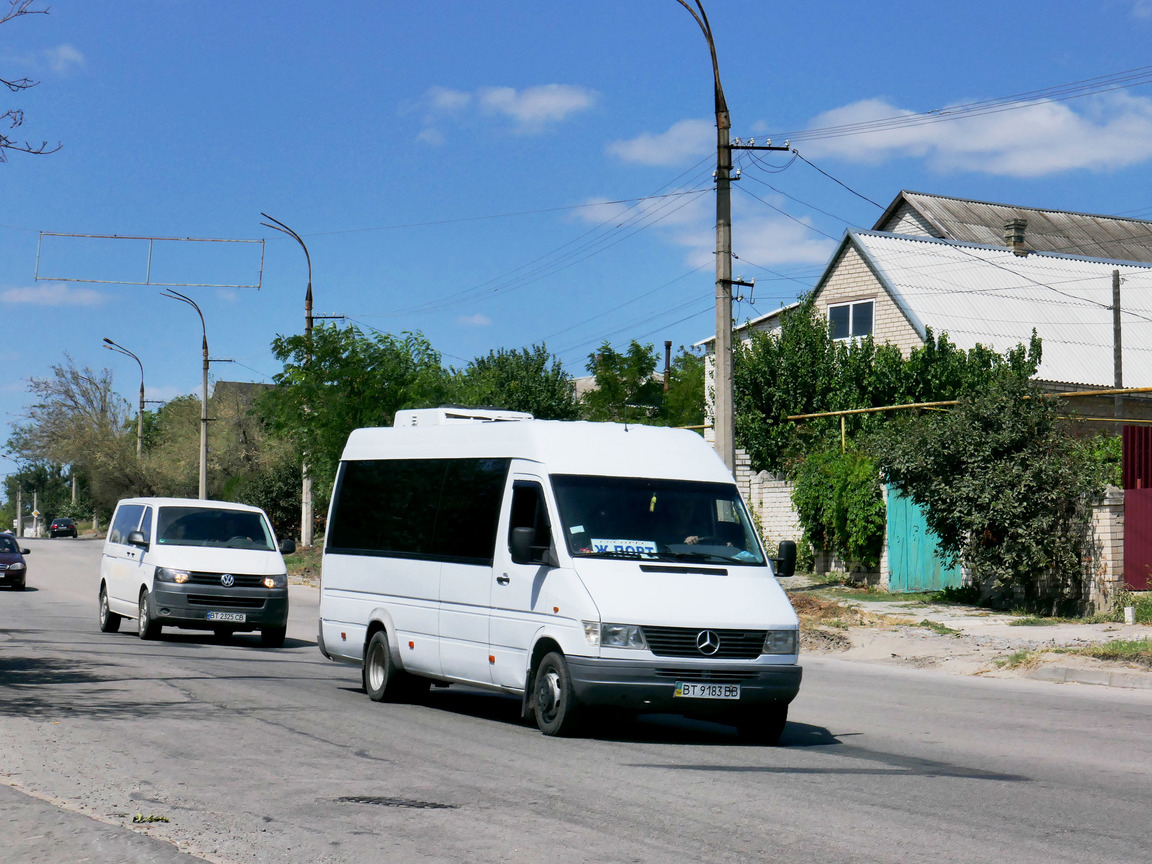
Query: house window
xmin=828 ymin=300 xmax=874 ymax=340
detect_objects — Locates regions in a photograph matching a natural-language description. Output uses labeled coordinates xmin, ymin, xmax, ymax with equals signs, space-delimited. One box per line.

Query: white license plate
xmin=674 ymin=682 xmax=741 ymax=699
xmin=206 ymin=611 xmax=246 ymax=623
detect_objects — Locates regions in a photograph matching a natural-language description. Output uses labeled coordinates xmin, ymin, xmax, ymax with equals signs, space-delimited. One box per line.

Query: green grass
xmin=1078 ymin=638 xmax=1152 ymax=667
xmin=1008 ymin=615 xmax=1078 ymax=626
xmin=819 ymin=585 xmax=936 ymax=604
xmin=916 ymin=619 xmax=960 ymax=636
xmin=995 ymin=649 xmax=1040 ymax=669
xmin=284 ymin=544 xmax=322 ymax=582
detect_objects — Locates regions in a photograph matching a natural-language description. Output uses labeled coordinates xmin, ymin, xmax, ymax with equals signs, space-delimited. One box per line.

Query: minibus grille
xmin=186 ymin=595 xmax=266 ymax=609
xmin=653 ymin=668 xmax=760 ymax=683
xmin=641 ymin=627 xmax=766 ymax=659
xmin=188 ymin=572 xmax=266 ymax=588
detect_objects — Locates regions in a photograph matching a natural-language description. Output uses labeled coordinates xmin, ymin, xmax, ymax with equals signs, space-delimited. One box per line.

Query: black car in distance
xmin=49 ymin=517 xmax=77 ymax=538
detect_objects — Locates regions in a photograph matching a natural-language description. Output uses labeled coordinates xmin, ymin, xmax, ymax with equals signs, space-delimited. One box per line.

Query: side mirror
xmin=127 ymin=530 xmax=149 ymax=549
xmin=774 ymin=540 xmax=797 ymax=578
xmin=280 ymin=538 xmax=297 ymax=555
xmin=510 ymin=527 xmax=534 ymax=565
xmin=20 ymin=548 xmax=30 ymax=555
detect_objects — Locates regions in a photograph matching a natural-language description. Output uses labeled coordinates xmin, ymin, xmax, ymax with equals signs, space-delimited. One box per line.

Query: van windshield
xmin=550 ymin=475 xmax=765 ymax=565
xmin=156 ymin=507 xmax=275 ymax=551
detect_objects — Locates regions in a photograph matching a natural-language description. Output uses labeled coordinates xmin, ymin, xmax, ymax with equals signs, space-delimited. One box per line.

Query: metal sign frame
xmin=35 ymin=232 xmax=265 ymax=289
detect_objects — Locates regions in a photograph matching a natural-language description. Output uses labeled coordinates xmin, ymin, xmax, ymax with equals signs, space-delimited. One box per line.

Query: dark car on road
xmin=49 ymin=517 xmax=77 ymax=538
xmin=0 ymin=534 xmax=30 ymax=590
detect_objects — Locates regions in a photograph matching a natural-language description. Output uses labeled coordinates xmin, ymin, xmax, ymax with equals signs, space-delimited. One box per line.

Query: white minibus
xmin=317 ymin=416 xmax=801 ymax=740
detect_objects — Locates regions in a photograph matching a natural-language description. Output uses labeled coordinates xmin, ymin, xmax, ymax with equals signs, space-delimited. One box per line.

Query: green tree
xmin=581 ymin=340 xmax=663 ymax=423
xmin=454 ymin=344 xmax=579 ymax=419
xmin=258 ymin=325 xmax=451 ymax=490
xmin=876 ymin=376 xmax=1104 ymax=613
xmin=790 ymin=449 xmax=886 ymax=571
xmin=657 ymin=347 xmax=706 ymax=429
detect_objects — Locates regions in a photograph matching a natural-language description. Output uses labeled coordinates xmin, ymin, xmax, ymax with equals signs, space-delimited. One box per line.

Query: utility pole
xmin=1113 ymin=269 xmax=1123 ymax=419
xmin=678 ymin=1 xmax=788 ymax=473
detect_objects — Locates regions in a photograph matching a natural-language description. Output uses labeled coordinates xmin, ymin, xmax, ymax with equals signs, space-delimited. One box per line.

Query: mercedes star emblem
xmin=696 ymin=629 xmax=720 ymax=655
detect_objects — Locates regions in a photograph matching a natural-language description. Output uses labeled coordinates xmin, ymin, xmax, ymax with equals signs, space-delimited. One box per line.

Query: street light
xmin=260 ymin=212 xmax=315 ymax=547
xmin=103 ymin=337 xmax=145 ymax=458
xmin=677 ymin=0 xmax=735 ymax=473
xmin=162 ymin=289 xmax=210 ymax=500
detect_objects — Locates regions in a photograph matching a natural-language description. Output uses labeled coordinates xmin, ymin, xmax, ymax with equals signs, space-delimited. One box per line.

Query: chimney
xmin=1004 ymin=218 xmax=1028 ymax=256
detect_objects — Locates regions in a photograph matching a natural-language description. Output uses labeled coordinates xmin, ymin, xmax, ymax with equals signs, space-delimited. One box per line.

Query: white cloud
xmin=415 ymin=83 xmax=596 ymax=142
xmin=44 ymin=44 xmax=84 ymax=74
xmin=1 ymin=283 xmax=106 ymax=306
xmin=1133 ymin=0 xmax=1152 ymax=18
xmin=477 ymin=84 xmax=597 ymax=131
xmin=799 ymin=92 xmax=1152 ymax=177
xmin=457 ymin=313 xmax=491 ymax=327
xmin=607 ymin=118 xmax=714 ymax=167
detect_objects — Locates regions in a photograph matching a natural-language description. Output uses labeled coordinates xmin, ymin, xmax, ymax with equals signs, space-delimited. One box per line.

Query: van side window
xmin=509 ymin=482 xmax=551 ymax=553
xmin=139 ymin=506 xmax=153 ymax=543
xmin=108 ymin=504 xmax=145 ymax=545
xmin=328 ymin=458 xmax=510 ymax=564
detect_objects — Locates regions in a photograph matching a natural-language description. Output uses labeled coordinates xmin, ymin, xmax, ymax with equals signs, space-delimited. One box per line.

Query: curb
xmin=1026 ymin=665 xmax=1152 ymax=690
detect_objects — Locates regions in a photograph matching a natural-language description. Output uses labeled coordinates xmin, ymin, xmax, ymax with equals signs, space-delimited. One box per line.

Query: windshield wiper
xmin=661 ymin=550 xmax=738 ymax=564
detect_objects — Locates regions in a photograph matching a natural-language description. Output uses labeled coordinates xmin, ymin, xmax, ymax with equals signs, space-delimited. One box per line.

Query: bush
xmin=790 ymin=449 xmax=885 ymax=571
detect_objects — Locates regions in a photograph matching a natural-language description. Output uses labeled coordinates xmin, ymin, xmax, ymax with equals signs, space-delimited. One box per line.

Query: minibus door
xmin=490 ymin=476 xmax=554 ymax=690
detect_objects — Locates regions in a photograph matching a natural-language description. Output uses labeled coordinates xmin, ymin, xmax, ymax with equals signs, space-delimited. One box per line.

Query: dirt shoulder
xmin=789 ymin=581 xmax=1152 ymax=691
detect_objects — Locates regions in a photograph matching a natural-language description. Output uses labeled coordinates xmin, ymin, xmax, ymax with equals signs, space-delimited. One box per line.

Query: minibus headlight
xmin=582 ymin=622 xmax=648 ymax=649
xmin=264 ymin=573 xmax=287 ymax=589
xmin=155 ymin=567 xmax=190 ymax=584
xmin=762 ymin=629 xmax=798 ymax=655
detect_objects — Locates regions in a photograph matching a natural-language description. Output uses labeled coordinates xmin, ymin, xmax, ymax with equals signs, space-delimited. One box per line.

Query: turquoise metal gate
xmin=886 ymin=488 xmax=962 ymax=593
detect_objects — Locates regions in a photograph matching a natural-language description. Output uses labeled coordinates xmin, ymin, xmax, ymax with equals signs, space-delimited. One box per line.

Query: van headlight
xmin=264 ymin=573 xmax=287 ymax=589
xmin=155 ymin=567 xmax=190 ymax=584
xmin=582 ymin=621 xmax=647 ymax=649
xmin=762 ymin=629 xmax=798 ymax=655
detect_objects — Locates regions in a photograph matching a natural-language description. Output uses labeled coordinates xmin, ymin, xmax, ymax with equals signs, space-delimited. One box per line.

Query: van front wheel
xmin=137 ymin=590 xmax=162 ymax=640
xmin=533 ymin=652 xmax=581 ymax=736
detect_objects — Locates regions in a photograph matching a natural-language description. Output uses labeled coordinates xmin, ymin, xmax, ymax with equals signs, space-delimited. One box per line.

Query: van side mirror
xmin=280 ymin=538 xmax=296 ymax=555
xmin=510 ymin=527 xmax=535 ymax=565
xmin=127 ymin=530 xmax=149 ymax=549
xmin=774 ymin=540 xmax=797 ymax=578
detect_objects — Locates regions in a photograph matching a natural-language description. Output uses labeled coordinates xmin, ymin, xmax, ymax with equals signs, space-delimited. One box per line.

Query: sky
xmin=6 ymin=0 xmax=1152 ymax=479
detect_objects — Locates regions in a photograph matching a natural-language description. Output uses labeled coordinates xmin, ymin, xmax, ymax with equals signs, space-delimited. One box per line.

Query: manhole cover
xmin=335 ymin=795 xmax=457 ymax=810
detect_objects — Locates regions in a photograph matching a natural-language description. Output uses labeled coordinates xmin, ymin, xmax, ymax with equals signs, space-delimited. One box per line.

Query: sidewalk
xmin=791 ymin=582 xmax=1152 ymax=690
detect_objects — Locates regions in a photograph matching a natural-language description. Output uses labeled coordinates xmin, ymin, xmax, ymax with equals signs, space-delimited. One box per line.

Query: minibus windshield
xmin=551 ymin=475 xmax=765 ymax=565
xmin=157 ymin=507 xmax=276 ymax=551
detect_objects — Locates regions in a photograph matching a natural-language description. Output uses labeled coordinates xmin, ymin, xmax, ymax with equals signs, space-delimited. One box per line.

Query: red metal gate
xmin=1122 ymin=427 xmax=1152 ymax=590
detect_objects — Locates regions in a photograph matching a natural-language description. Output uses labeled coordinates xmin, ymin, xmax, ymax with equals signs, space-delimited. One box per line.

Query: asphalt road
xmin=2 ymin=538 xmax=1150 ymax=864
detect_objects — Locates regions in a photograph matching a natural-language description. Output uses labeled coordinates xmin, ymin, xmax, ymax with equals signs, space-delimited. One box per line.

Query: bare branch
xmin=2 ymin=1 xmax=59 ymax=161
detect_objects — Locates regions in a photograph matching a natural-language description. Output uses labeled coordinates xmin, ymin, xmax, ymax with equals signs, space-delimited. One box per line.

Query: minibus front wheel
xmin=533 ymin=652 xmax=582 ymax=736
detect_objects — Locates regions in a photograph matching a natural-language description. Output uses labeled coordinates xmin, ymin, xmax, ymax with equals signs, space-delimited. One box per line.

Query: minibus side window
xmin=328 ymin=460 xmax=441 ymax=555
xmin=433 ymin=459 xmax=509 ymax=562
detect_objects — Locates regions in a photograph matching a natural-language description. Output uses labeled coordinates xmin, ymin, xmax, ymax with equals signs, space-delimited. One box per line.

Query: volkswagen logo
xmin=696 ymin=630 xmax=720 ymax=656
xmin=220 ymin=574 xmax=235 ymax=587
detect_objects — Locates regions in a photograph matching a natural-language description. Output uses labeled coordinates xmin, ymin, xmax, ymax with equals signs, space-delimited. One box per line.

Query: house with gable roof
xmin=698 ymin=191 xmax=1152 ymax=599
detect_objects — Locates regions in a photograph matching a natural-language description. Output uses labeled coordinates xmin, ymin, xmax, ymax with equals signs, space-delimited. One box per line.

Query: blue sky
xmin=6 ymin=0 xmax=1152 ymax=477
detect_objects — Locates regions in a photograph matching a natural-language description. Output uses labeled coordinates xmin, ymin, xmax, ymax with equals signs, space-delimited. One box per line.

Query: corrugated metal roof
xmin=876 ymin=191 xmax=1152 ymax=262
xmin=852 ymin=231 xmax=1152 ymax=388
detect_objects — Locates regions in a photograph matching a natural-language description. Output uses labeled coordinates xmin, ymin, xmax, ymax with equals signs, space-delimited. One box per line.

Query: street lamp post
xmin=260 ymin=213 xmax=315 ymax=547
xmin=103 ymin=337 xmax=145 ymax=458
xmin=677 ymin=0 xmax=735 ymax=473
xmin=163 ymin=289 xmax=210 ymax=500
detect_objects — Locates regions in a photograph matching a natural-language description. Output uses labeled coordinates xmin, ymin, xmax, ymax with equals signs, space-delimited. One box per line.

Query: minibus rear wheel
xmin=533 ymin=652 xmax=582 ymax=736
